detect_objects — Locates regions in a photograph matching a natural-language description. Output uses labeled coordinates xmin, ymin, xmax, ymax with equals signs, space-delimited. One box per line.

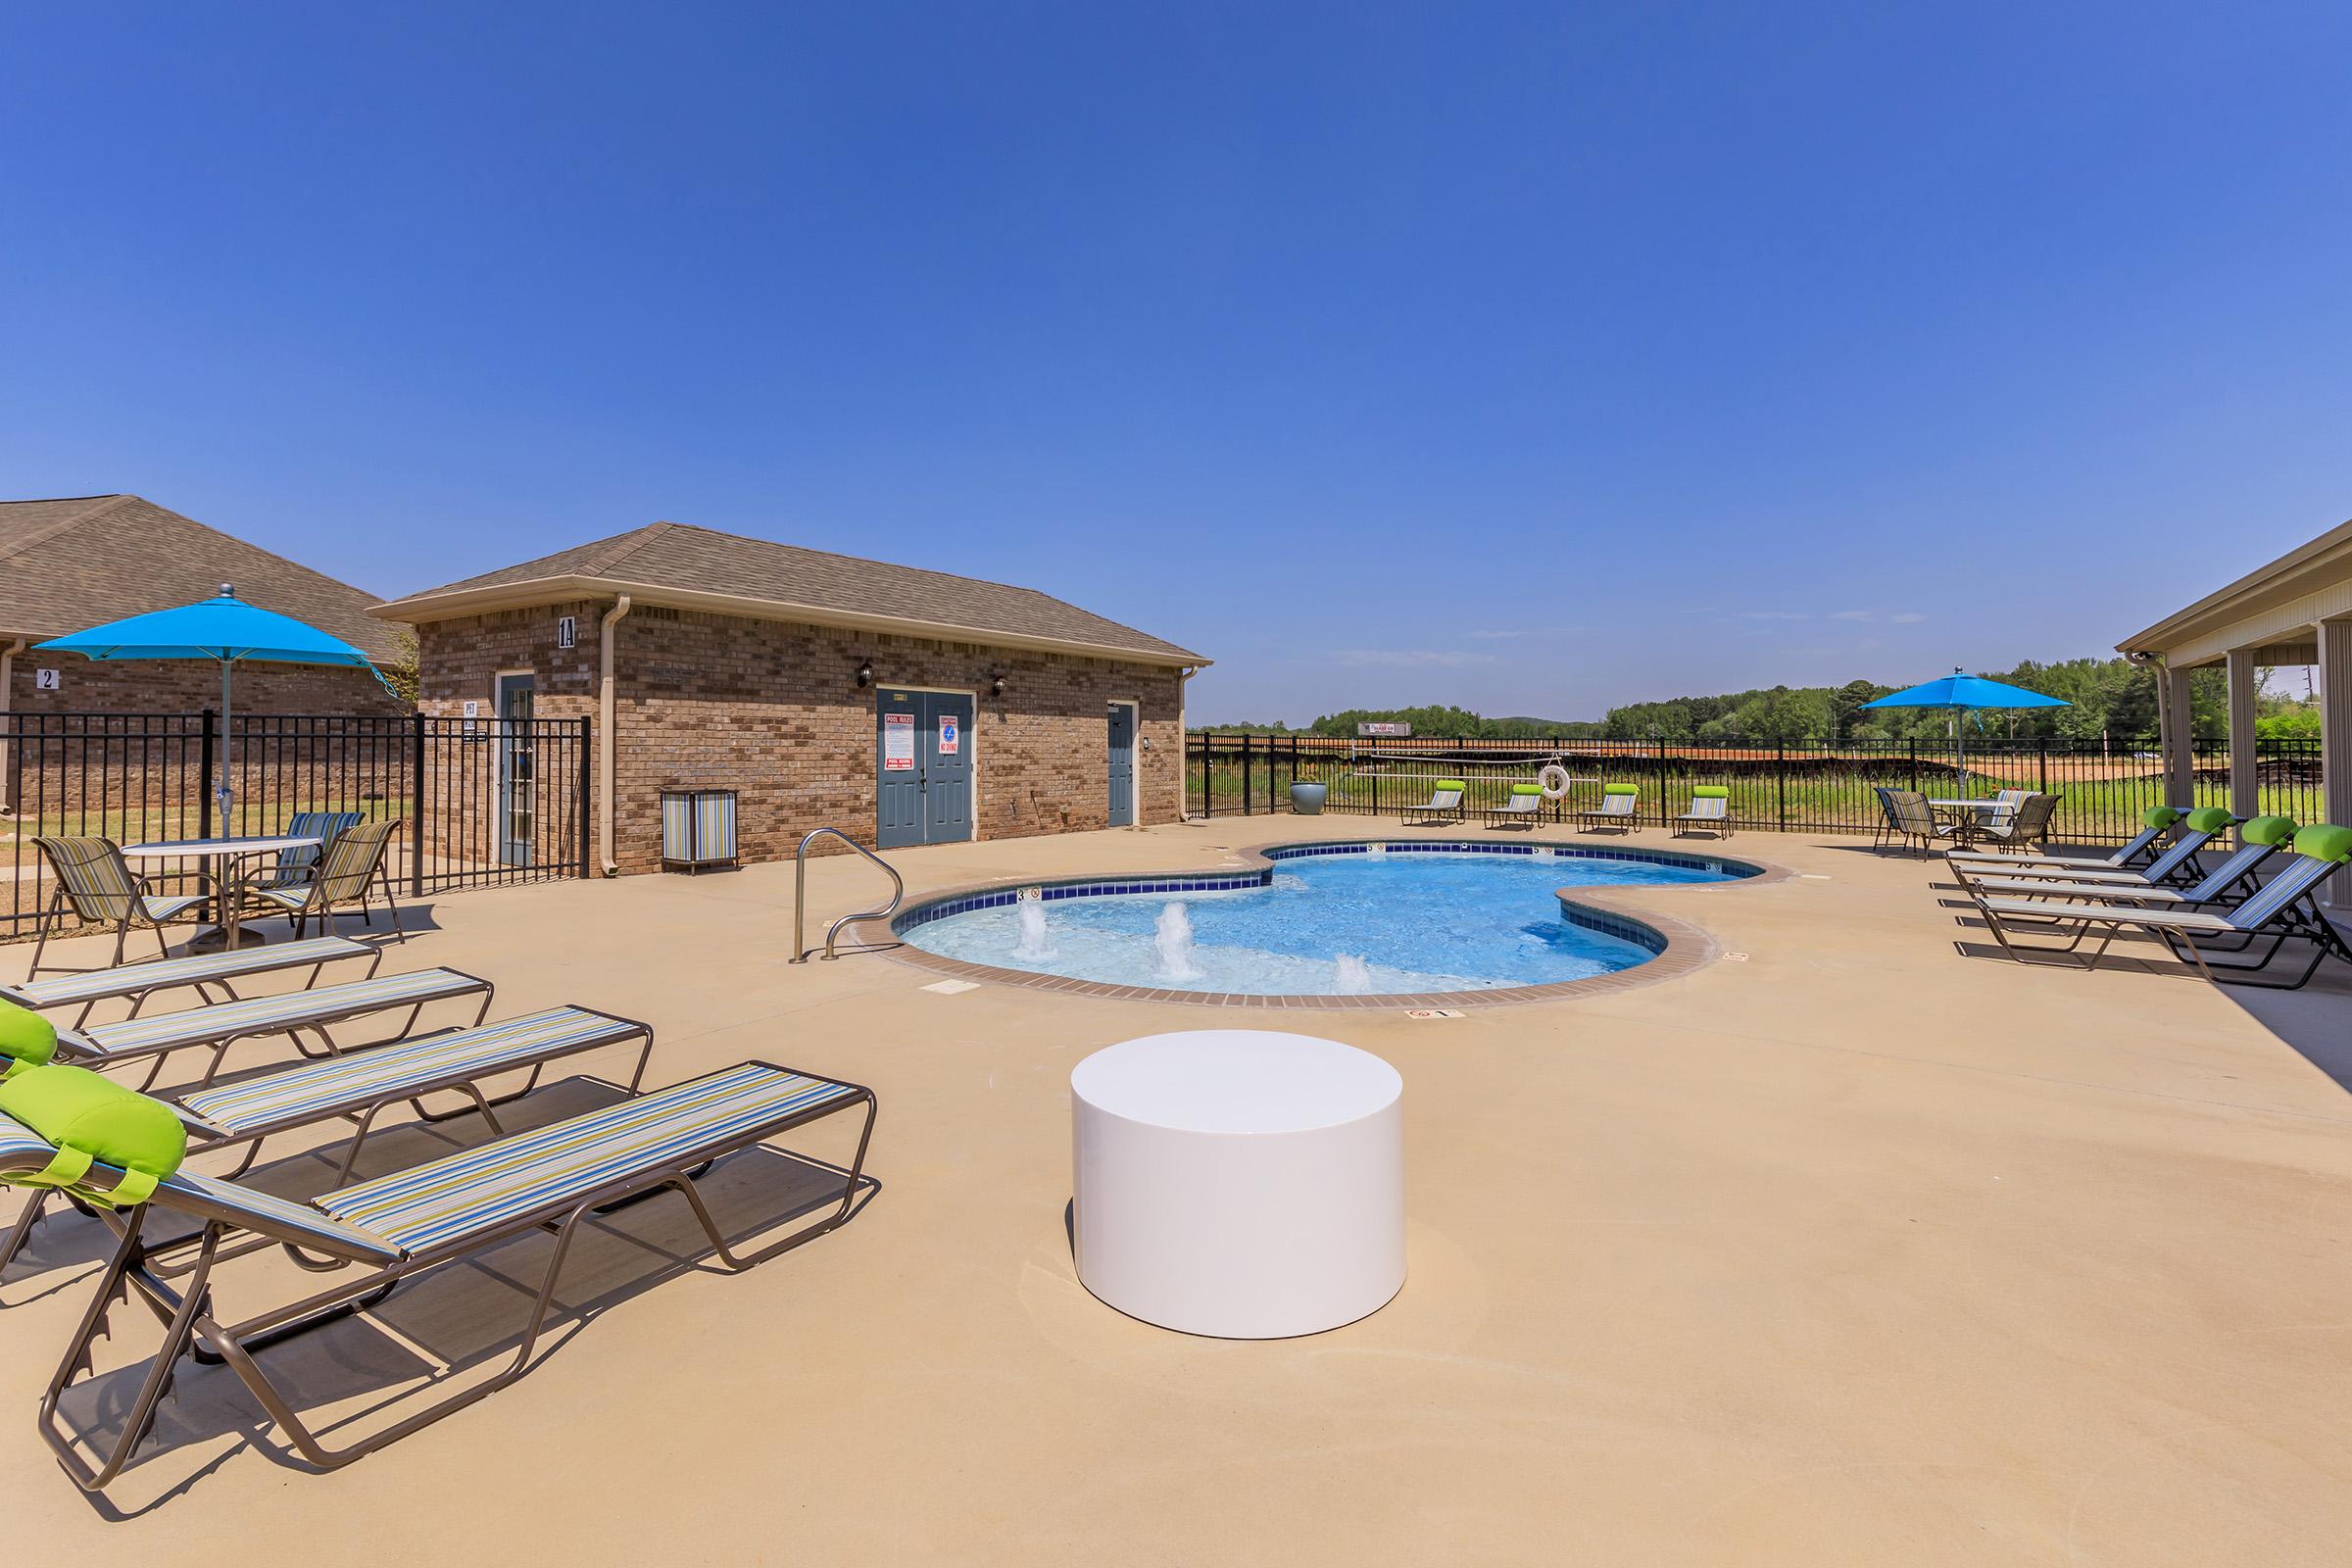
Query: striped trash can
xmin=660 ymin=789 xmax=738 ymax=873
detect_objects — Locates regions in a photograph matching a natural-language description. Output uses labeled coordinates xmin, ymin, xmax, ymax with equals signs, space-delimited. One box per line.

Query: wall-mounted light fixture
xmin=856 ymin=659 xmax=874 ymax=688
xmin=989 ymin=672 xmax=1007 ymax=698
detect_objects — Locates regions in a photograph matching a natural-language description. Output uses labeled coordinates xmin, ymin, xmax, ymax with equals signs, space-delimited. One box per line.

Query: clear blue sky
xmin=5 ymin=4 xmax=2347 ymax=724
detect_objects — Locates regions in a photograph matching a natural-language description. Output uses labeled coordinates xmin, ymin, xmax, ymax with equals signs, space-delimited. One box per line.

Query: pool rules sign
xmin=883 ymin=710 xmax=916 ymax=771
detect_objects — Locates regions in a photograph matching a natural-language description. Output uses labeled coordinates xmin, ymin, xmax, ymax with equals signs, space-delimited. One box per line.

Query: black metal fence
xmin=1186 ymin=733 xmax=2327 ymax=846
xmin=2 ymin=710 xmax=590 ymax=937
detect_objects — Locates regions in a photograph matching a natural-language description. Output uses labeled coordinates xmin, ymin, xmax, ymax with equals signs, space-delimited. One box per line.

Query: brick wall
xmin=414 ymin=600 xmax=1186 ymax=874
xmin=7 ymin=656 xmax=402 ymax=716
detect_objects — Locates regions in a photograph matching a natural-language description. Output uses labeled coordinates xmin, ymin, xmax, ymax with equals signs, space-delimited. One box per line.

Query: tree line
xmin=1198 ymin=659 xmax=2321 ymax=742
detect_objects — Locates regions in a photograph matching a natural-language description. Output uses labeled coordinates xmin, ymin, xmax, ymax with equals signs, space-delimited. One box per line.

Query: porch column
xmin=2226 ymin=647 xmax=2260 ymax=823
xmin=2159 ymin=663 xmax=2195 ymax=808
xmin=2321 ymin=617 xmax=2352 ymax=908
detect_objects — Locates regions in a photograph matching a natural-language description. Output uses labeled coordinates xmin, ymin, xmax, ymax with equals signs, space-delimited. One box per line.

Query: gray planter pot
xmin=1289 ymin=781 xmax=1327 ymax=815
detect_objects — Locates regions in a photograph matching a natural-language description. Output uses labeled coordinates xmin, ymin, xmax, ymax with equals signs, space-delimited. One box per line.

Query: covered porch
xmin=2120 ymin=516 xmax=2352 ymax=908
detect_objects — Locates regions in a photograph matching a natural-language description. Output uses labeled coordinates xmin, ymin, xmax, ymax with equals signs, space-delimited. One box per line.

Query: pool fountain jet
xmin=1011 ymin=899 xmax=1056 ymax=961
xmin=1333 ymin=954 xmax=1373 ymax=994
xmin=1152 ymin=902 xmax=1204 ymax=982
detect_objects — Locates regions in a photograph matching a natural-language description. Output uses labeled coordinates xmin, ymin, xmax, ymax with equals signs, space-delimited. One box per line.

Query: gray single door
xmin=876 ymin=689 xmax=924 ymax=849
xmin=496 ymin=673 xmax=536 ymax=866
xmin=921 ymin=693 xmax=974 ymax=844
xmin=1107 ymin=702 xmax=1136 ymax=827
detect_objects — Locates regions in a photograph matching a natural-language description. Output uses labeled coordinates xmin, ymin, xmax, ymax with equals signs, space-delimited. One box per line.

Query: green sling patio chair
xmin=1402 ymin=780 xmax=1467 ymax=826
xmin=239 ymin=817 xmax=406 ymax=940
xmin=24 ymin=837 xmax=212 ymax=979
xmin=0 ymin=997 xmax=656 ymax=1281
xmin=1485 ymin=782 xmax=1544 ymax=830
xmin=1970 ymin=824 xmax=2352 ymax=989
xmin=1574 ymin=784 xmax=1641 ymax=834
xmin=1947 ymin=804 xmax=2182 ymax=874
xmin=1672 ymin=786 xmax=1733 ymax=839
xmin=4 ymin=1054 xmax=875 ymax=1488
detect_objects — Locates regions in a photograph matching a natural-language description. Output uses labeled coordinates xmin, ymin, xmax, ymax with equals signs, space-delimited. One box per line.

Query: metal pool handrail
xmin=790 ymin=827 xmax=905 ymax=963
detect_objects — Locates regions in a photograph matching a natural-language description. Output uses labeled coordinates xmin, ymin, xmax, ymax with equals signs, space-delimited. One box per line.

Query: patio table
xmin=1071 ymin=1029 xmax=1404 ymax=1339
xmin=122 ymin=834 xmax=320 ymax=952
xmin=1928 ymin=799 xmax=2007 ymax=848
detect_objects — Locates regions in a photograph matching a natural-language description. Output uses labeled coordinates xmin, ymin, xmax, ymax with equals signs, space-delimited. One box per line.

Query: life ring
xmin=1538 ymin=764 xmax=1573 ymax=801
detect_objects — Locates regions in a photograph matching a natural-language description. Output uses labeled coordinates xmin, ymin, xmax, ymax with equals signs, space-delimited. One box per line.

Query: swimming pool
xmin=895 ymin=841 xmax=1753 ymax=999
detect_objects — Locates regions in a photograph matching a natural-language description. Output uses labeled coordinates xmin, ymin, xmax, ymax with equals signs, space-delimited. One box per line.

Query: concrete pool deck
xmin=2 ymin=816 xmax=2349 ymax=1562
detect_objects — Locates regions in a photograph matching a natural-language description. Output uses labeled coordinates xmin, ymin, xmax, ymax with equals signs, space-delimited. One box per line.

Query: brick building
xmin=372 ymin=521 xmax=1207 ymax=875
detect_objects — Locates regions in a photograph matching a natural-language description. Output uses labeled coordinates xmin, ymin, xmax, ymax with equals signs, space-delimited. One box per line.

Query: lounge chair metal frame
xmin=1971 ymin=853 xmax=2352 ymax=989
xmin=0 ymin=1004 xmax=656 ymax=1283
xmin=23 ymin=1060 xmax=876 ymax=1488
xmin=55 ymin=967 xmax=497 ymax=1092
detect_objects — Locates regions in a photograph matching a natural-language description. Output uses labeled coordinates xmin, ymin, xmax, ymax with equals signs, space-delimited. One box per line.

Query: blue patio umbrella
xmin=35 ymin=585 xmax=391 ymax=819
xmin=1862 ymin=668 xmax=2069 ymax=790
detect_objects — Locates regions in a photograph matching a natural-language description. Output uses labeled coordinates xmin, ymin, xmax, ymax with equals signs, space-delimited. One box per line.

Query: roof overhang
xmin=369 ymin=575 xmax=1210 ymax=670
xmin=2116 ymin=517 xmax=2352 ymax=668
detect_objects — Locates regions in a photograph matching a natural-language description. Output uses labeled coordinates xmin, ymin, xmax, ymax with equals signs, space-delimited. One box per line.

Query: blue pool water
xmin=901 ymin=847 xmax=1739 ymax=996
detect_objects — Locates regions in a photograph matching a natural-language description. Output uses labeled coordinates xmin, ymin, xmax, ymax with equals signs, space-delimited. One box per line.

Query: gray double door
xmin=876 ymin=689 xmax=975 ymax=849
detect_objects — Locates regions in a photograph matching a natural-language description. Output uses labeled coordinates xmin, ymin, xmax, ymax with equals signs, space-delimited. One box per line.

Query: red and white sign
xmin=883 ymin=711 xmax=916 ymax=771
xmin=938 ymin=714 xmax=959 ymax=756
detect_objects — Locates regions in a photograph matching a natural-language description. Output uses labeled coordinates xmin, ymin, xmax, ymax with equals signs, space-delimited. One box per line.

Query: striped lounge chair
xmin=1672 ymin=786 xmax=1732 ymax=838
xmin=1 ymin=935 xmax=377 ymax=1031
xmin=1402 ymin=780 xmax=1466 ymax=826
xmin=1574 ymin=784 xmax=1641 ymax=834
xmin=1485 ymin=782 xmax=1544 ymax=830
xmin=52 ymin=966 xmax=495 ymax=1090
xmin=1968 ymin=825 xmax=2352 ymax=989
xmin=0 ymin=1002 xmax=655 ymax=1278
xmin=1946 ymin=805 xmax=2182 ymax=875
xmin=24 ymin=837 xmax=213 ymax=978
xmin=4 ymin=1056 xmax=875 ymax=1488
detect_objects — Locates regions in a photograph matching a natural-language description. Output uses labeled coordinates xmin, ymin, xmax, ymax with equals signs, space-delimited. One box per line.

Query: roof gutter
xmin=599 ymin=595 xmax=631 ymax=876
xmin=370 ymin=575 xmax=1208 ymax=670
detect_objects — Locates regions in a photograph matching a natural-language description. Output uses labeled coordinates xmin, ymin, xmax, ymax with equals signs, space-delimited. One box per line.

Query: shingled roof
xmin=374 ymin=520 xmax=1206 ymax=666
xmin=0 ymin=495 xmax=398 ymax=662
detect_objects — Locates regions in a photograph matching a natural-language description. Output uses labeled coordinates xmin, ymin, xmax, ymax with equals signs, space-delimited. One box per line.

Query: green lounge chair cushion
xmin=1603 ymin=784 xmax=1639 ymax=796
xmin=2239 ymin=815 xmax=2297 ymax=848
xmin=0 ymin=1063 xmax=185 ymax=1207
xmin=2182 ymin=807 xmax=2235 ymax=834
xmin=1434 ymin=780 xmax=1466 ymax=793
xmin=2141 ymin=806 xmax=2183 ymax=829
xmin=2291 ymin=824 xmax=2352 ymax=864
xmin=0 ymin=998 xmax=57 ymax=1077
xmin=1510 ymin=782 xmax=1544 ymax=796
xmin=1691 ymin=786 xmax=1729 ymax=799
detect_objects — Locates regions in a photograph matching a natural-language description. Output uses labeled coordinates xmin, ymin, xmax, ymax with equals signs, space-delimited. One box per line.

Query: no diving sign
xmin=938 ymin=713 xmax=959 ymax=755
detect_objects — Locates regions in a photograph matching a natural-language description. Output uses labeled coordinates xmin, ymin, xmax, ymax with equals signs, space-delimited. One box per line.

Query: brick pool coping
xmin=866 ymin=835 xmax=1794 ymax=1010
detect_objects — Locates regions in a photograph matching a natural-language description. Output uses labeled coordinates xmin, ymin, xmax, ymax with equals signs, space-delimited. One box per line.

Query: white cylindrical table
xmin=1071 ymin=1029 xmax=1404 ymax=1339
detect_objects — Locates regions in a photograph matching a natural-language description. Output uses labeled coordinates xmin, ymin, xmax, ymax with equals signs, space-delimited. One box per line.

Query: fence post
xmin=409 ymin=711 xmax=427 ymax=897
xmin=1655 ymin=739 xmax=1669 ymax=828
xmin=1240 ymin=734 xmax=1253 ymax=816
xmin=1907 ymin=739 xmax=1917 ymax=796
xmin=1776 ymin=740 xmax=1788 ymax=830
xmin=197 ymin=709 xmax=216 ymax=842
xmin=577 ymin=715 xmax=593 ymax=881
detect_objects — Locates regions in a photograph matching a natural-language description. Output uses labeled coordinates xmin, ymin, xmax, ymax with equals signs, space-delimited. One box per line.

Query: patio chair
xmin=1967 ymin=792 xmax=2059 ymax=854
xmin=5 ymin=1054 xmax=875 ymax=1487
xmin=24 ymin=837 xmax=212 ymax=979
xmin=1573 ymin=784 xmax=1641 ymax=834
xmin=1485 ymin=782 xmax=1545 ymax=830
xmin=1965 ymin=815 xmax=2295 ymax=910
xmin=1949 ymin=807 xmax=2233 ymax=891
xmin=239 ymin=817 xmax=406 ymax=939
xmin=1884 ymin=791 xmax=1958 ymax=856
xmin=1 ymin=935 xmax=378 ymax=1032
xmin=51 ymin=966 xmax=495 ymax=1090
xmin=1401 ymin=780 xmax=1466 ymax=826
xmin=1969 ymin=824 xmax=2352 ymax=989
xmin=254 ymin=810 xmax=364 ymax=892
xmin=1946 ymin=805 xmax=2182 ymax=875
xmin=0 ymin=999 xmax=655 ymax=1280
xmin=1673 ymin=786 xmax=1733 ymax=838
xmin=1870 ymin=787 xmax=1907 ymax=852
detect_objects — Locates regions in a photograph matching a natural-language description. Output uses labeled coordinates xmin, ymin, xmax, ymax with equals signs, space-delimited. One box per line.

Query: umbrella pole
xmin=218 ymin=661 xmax=233 ymax=823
